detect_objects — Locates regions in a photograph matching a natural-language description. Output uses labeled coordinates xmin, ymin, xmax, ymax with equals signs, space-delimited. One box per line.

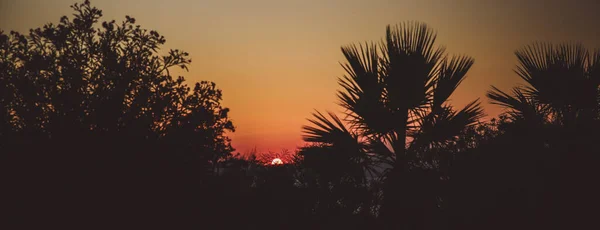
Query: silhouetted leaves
xmin=1 ymin=1 xmax=234 ymax=228
xmin=302 ymin=21 xmax=483 ymax=229
xmin=3 ymin=2 xmax=598 ymax=229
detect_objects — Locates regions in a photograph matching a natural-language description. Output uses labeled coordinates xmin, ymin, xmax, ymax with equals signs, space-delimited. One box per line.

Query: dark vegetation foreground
xmin=2 ymin=1 xmax=598 ymax=229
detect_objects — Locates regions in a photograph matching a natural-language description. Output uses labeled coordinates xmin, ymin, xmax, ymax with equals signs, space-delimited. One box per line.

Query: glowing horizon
xmin=2 ymin=0 xmax=599 ymax=154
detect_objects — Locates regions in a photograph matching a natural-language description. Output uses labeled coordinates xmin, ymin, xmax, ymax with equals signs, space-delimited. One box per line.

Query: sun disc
xmin=271 ymin=158 xmax=283 ymax=165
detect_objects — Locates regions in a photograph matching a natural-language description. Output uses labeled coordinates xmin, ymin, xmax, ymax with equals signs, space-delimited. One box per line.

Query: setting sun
xmin=271 ymin=158 xmax=283 ymax=165
xmin=2 ymin=0 xmax=598 ymax=228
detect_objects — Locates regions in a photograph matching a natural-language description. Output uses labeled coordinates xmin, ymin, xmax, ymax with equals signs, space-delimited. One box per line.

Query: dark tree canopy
xmin=1 ymin=1 xmax=235 ymax=227
xmin=0 ymin=0 xmax=234 ymax=159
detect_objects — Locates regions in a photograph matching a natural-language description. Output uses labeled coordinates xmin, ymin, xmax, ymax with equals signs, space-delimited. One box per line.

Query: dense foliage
xmin=2 ymin=1 xmax=234 ymax=228
xmin=2 ymin=1 xmax=597 ymax=229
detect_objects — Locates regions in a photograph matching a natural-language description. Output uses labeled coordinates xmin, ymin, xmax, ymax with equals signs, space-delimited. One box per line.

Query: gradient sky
xmin=2 ymin=0 xmax=599 ymax=154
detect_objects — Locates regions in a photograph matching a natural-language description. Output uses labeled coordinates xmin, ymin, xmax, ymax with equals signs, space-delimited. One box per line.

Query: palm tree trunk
xmin=394 ymin=110 xmax=409 ymax=171
xmin=380 ymin=111 xmax=409 ymax=229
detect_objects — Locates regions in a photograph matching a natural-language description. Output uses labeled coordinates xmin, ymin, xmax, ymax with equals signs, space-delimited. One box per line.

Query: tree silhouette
xmin=1 ymin=1 xmax=234 ymax=227
xmin=301 ymin=22 xmax=483 ymax=229
xmin=485 ymin=43 xmax=600 ymax=229
xmin=488 ymin=43 xmax=599 ymax=127
xmin=5 ymin=1 xmax=599 ymax=229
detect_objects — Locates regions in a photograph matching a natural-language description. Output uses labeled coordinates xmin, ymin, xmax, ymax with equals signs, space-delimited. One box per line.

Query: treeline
xmin=2 ymin=1 xmax=598 ymax=229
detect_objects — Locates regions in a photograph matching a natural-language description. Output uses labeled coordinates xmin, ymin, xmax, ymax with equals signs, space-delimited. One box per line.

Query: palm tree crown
xmin=487 ymin=43 xmax=600 ymax=127
xmin=302 ymin=21 xmax=483 ymax=174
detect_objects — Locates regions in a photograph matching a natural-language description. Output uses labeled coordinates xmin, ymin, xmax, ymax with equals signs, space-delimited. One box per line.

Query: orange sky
xmin=2 ymin=0 xmax=599 ymax=154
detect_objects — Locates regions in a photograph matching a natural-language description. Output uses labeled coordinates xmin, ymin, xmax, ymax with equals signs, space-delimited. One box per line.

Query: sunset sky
xmin=2 ymin=0 xmax=599 ymax=154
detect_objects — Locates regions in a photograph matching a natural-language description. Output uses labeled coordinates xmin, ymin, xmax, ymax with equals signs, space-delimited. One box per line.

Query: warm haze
xmin=2 ymin=0 xmax=599 ymax=154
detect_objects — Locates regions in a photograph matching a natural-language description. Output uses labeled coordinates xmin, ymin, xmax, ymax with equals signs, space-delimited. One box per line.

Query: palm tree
xmin=486 ymin=43 xmax=600 ymax=168
xmin=487 ymin=43 xmax=599 ymax=128
xmin=301 ymin=22 xmax=483 ymax=228
xmin=486 ymin=43 xmax=600 ymax=229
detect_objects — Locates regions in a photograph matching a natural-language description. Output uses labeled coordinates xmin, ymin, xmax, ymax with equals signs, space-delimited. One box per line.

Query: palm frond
xmin=487 ymin=86 xmax=547 ymax=123
xmin=515 ymin=43 xmax=553 ymax=84
xmin=453 ymin=99 xmax=485 ymax=128
xmin=340 ymin=43 xmax=380 ymax=89
xmin=301 ymin=112 xmax=377 ymax=184
xmin=336 ymin=43 xmax=391 ymax=134
xmin=433 ymin=55 xmax=474 ymax=109
xmin=381 ymin=21 xmax=446 ymax=111
xmin=338 ymin=42 xmax=380 ymax=104
xmin=409 ymin=99 xmax=483 ymax=152
xmin=515 ymin=43 xmax=590 ymax=107
xmin=302 ymin=110 xmax=354 ymax=144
